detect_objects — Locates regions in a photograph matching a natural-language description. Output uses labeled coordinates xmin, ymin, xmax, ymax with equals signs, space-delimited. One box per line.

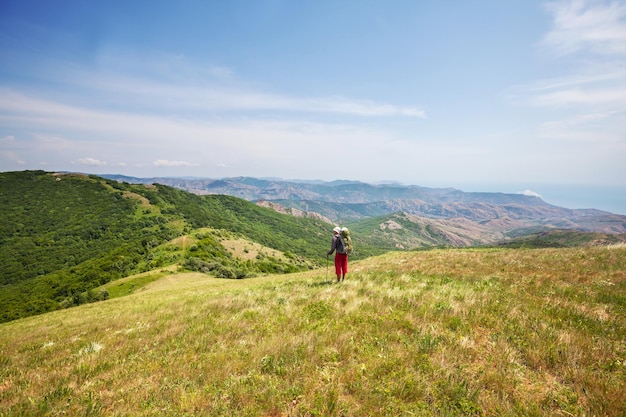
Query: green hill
xmin=1 ymin=246 xmax=624 ymax=415
xmin=348 ymin=212 xmax=501 ymax=250
xmin=0 ymin=171 xmax=377 ymax=323
xmin=495 ymin=229 xmax=626 ymax=248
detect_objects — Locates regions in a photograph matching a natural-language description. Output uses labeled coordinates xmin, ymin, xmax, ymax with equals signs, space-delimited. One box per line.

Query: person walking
xmin=327 ymin=226 xmax=348 ymax=282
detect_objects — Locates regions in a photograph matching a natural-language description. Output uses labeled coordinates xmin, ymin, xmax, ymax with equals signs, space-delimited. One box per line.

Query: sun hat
xmin=333 ymin=226 xmax=341 ymax=234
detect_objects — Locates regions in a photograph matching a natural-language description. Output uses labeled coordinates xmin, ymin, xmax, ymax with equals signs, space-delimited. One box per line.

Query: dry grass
xmin=220 ymin=238 xmax=286 ymax=262
xmin=1 ymin=246 xmax=624 ymax=416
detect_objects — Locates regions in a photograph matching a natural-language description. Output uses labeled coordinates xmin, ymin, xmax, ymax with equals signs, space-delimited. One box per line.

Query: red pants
xmin=334 ymin=253 xmax=348 ymax=276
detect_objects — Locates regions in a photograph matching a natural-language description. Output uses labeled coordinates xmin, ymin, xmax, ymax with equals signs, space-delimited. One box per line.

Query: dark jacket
xmin=327 ymin=235 xmax=345 ymax=256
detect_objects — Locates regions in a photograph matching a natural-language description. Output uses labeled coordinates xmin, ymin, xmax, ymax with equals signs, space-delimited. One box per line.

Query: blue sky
xmin=1 ymin=1 xmax=625 ymax=213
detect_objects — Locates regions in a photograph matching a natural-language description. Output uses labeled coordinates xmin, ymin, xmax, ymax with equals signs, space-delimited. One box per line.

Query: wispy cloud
xmin=81 ymin=76 xmax=425 ymax=118
xmin=530 ymin=86 xmax=626 ymax=107
xmin=529 ymin=66 xmax=626 ymax=92
xmin=0 ymin=42 xmax=426 ymax=174
xmin=541 ymin=109 xmax=623 ymax=127
xmin=11 ymin=47 xmax=425 ymax=119
xmin=0 ymin=38 xmax=426 ymax=177
xmin=520 ymin=0 xmax=626 ymax=145
xmin=153 ymin=160 xmax=197 ymax=167
xmin=542 ymin=0 xmax=626 ymax=55
xmin=515 ymin=2 xmax=626 ymax=106
xmin=0 ymin=87 xmax=401 ymax=175
xmin=75 ymin=157 xmax=107 ymax=166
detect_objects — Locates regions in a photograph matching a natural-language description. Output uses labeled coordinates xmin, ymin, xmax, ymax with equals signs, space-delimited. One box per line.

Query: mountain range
xmin=103 ymin=175 xmax=626 ymax=246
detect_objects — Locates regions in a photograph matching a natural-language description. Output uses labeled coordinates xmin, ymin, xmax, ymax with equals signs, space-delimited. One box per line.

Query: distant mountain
xmin=496 ymin=229 xmax=626 ymax=248
xmin=97 ymin=174 xmax=552 ymax=207
xmin=103 ymin=175 xmax=626 ymax=239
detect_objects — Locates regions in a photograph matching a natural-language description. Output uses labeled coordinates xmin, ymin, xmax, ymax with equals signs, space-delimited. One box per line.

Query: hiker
xmin=327 ymin=226 xmax=348 ymax=282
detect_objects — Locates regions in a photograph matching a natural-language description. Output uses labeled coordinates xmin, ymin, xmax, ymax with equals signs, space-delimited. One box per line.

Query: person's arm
xmin=327 ymin=237 xmax=337 ymax=256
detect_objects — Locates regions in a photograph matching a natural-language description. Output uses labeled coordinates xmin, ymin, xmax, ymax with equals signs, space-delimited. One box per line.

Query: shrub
xmin=214 ymin=265 xmax=236 ymax=279
xmin=182 ymin=257 xmax=218 ymax=273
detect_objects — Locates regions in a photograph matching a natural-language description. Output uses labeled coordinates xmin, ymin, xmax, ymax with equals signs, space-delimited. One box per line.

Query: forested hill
xmin=0 ymin=171 xmax=351 ymax=323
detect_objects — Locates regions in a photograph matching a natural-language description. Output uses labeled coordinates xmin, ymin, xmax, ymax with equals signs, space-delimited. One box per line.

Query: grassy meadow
xmin=1 ymin=246 xmax=625 ymax=416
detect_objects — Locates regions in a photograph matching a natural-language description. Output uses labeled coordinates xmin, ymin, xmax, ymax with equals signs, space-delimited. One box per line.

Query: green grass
xmin=1 ymin=246 xmax=624 ymax=416
xmin=100 ymin=269 xmax=175 ymax=299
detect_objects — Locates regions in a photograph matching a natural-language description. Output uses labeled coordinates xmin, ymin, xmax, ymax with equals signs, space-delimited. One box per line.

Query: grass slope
xmin=496 ymin=229 xmax=626 ymax=248
xmin=1 ymin=246 xmax=624 ymax=416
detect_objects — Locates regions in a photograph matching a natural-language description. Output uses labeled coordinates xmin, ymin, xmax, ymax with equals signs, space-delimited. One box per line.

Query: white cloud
xmin=75 ymin=157 xmax=107 ymax=166
xmin=0 ymin=88 xmax=413 ymax=175
xmin=536 ymin=0 xmax=626 ymax=102
xmin=296 ymin=96 xmax=426 ymax=118
xmin=529 ymin=66 xmax=626 ymax=91
xmin=531 ymin=87 xmax=626 ymax=107
xmin=517 ymin=1 xmax=626 ymax=145
xmin=16 ymin=55 xmax=425 ymax=118
xmin=540 ymin=109 xmax=623 ymax=129
xmin=518 ymin=189 xmax=543 ymax=198
xmin=0 ymin=45 xmax=426 ymax=176
xmin=542 ymin=0 xmax=626 ymax=55
xmin=153 ymin=160 xmax=197 ymax=167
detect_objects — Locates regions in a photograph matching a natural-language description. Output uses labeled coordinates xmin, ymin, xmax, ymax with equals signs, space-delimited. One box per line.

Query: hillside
xmin=0 ymin=171 xmax=367 ymax=323
xmin=1 ymin=246 xmax=624 ymax=415
xmin=496 ymin=229 xmax=626 ymax=248
xmin=349 ymin=212 xmax=506 ymax=249
xmin=103 ymin=175 xmax=626 ymax=242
